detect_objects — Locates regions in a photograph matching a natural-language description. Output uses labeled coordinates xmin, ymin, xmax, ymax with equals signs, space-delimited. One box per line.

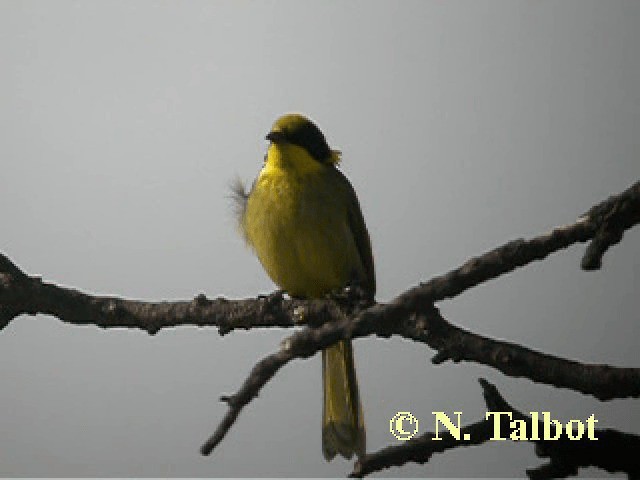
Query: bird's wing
xmin=332 ymin=168 xmax=376 ymax=297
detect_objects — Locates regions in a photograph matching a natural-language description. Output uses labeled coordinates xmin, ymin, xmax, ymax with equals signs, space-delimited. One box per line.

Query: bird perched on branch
xmin=232 ymin=113 xmax=375 ymax=460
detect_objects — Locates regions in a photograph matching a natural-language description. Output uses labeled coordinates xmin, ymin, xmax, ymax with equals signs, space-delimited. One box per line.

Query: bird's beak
xmin=266 ymin=130 xmax=286 ymax=143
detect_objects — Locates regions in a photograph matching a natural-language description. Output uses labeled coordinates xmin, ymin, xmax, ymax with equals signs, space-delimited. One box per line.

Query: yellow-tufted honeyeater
xmin=232 ymin=113 xmax=375 ymax=460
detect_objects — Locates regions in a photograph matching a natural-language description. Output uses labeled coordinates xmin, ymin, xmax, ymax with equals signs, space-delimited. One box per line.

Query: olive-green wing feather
xmin=332 ymin=168 xmax=376 ymax=297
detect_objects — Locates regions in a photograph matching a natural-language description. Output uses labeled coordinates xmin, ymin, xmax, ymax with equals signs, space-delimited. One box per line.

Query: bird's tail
xmin=322 ymin=340 xmax=365 ymax=460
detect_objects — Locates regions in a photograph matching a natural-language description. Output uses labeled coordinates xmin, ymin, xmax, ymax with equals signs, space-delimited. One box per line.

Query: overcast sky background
xmin=1 ymin=0 xmax=638 ymax=477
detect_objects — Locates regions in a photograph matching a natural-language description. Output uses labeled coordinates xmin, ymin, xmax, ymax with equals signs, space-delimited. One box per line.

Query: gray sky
xmin=1 ymin=0 xmax=638 ymax=477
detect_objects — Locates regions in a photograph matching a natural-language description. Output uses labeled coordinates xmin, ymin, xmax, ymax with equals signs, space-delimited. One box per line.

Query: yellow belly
xmin=242 ymin=159 xmax=362 ymax=297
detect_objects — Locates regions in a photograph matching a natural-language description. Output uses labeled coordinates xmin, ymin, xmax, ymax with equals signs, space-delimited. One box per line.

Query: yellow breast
xmin=241 ymin=143 xmax=363 ymax=298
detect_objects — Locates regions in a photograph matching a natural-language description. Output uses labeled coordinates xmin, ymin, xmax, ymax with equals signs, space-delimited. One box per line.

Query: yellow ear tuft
xmin=329 ymin=150 xmax=342 ymax=165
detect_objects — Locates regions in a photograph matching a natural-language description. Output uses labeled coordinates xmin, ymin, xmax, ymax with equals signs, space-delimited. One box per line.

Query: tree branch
xmin=0 ymin=256 xmax=299 ymax=334
xmin=2 ymin=180 xmax=637 ymax=334
xmin=200 ymin=301 xmax=640 ymax=456
xmin=395 ymin=180 xmax=640 ymax=306
xmin=350 ymin=379 xmax=640 ymax=478
xmin=1 ymin=181 xmax=637 ymax=334
xmin=1 ymin=180 xmax=639 ymax=469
